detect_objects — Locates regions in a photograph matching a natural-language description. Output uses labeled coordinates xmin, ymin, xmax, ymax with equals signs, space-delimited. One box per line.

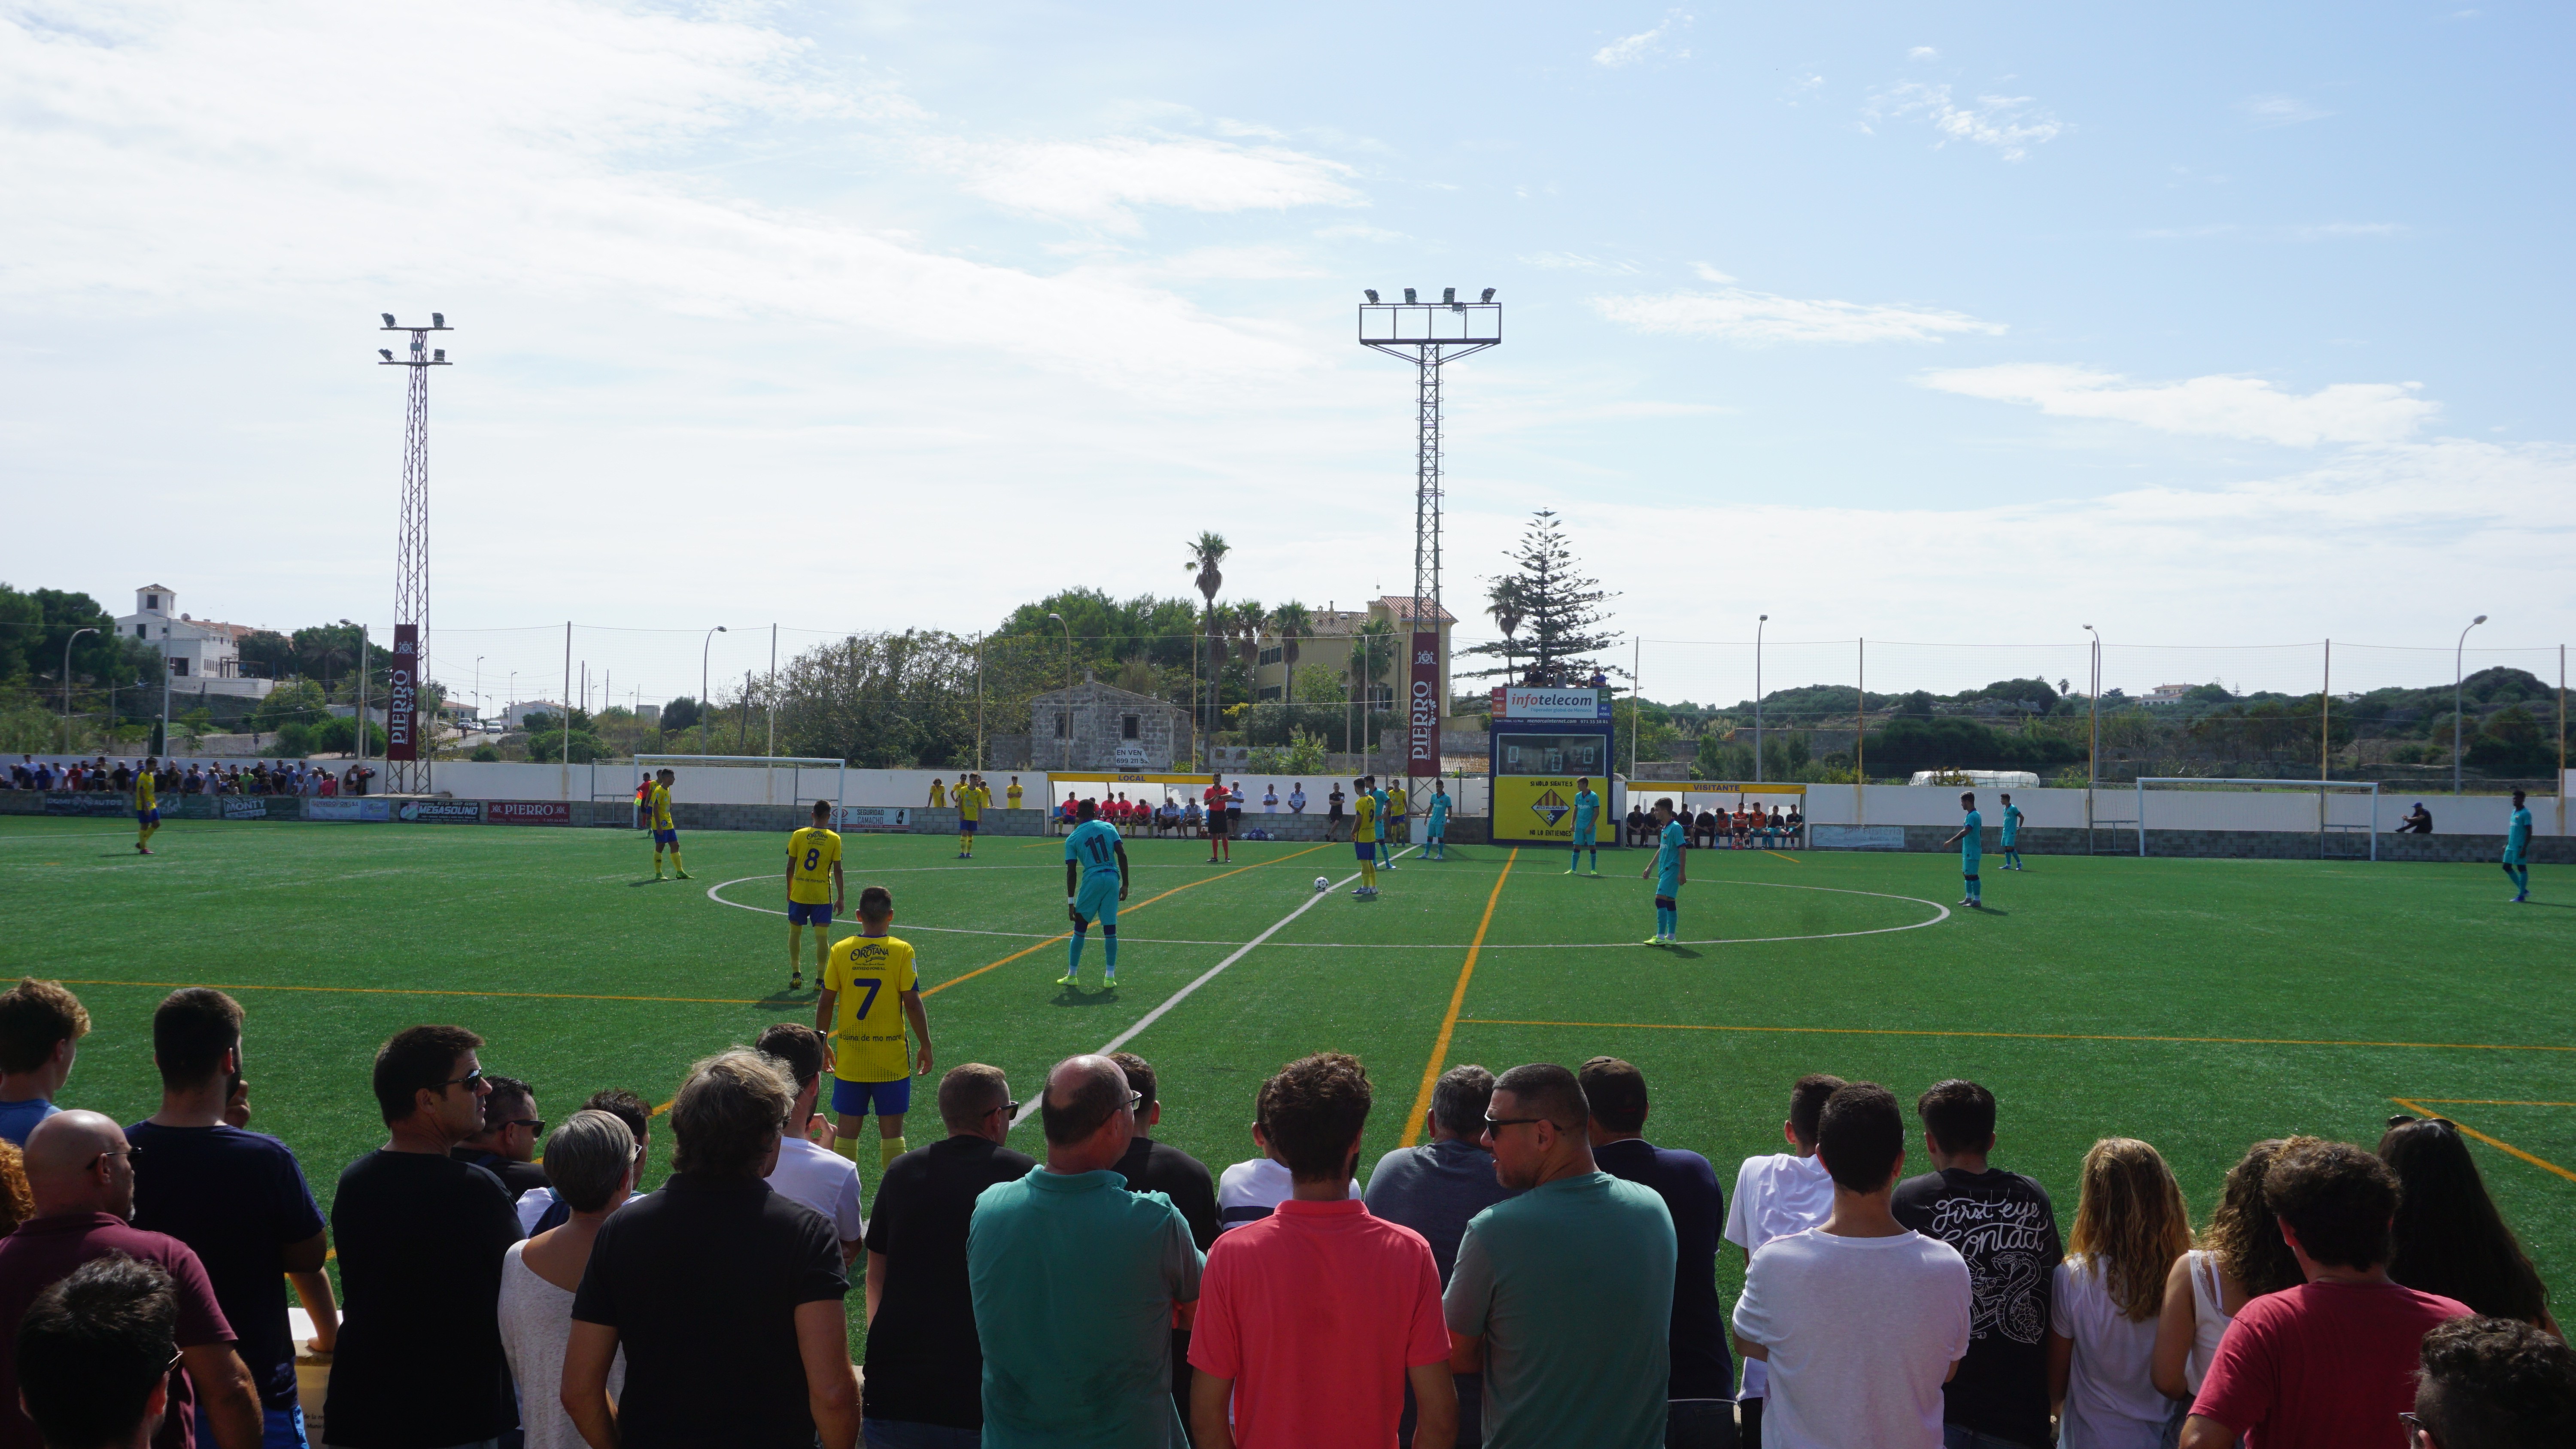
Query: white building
xmin=2141 ymin=684 xmax=2194 ymax=708
xmin=114 ymin=586 xmax=273 ymax=700
xmin=499 ymin=700 xmax=565 ymax=729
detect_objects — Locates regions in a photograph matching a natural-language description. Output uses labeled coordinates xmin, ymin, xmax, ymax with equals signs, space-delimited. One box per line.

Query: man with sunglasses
xmin=324 ymin=1026 xmax=523 ymax=1449
xmin=0 ymin=1110 xmax=264 ymax=1449
xmin=450 ymin=1075 xmax=550 ymax=1203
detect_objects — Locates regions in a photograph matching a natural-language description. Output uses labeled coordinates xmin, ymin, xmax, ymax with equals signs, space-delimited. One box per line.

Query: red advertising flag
xmin=386 ymin=624 xmax=419 ymax=762
xmin=1407 ymin=629 xmax=1441 ymax=779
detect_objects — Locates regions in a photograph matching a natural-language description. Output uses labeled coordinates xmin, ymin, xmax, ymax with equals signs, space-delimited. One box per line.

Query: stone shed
xmin=1019 ymin=674 xmax=1194 ymax=772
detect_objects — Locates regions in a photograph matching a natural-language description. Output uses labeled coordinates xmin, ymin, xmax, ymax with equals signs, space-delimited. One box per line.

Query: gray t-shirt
xmin=1364 ymin=1137 xmax=1520 ymax=1285
xmin=1443 ymin=1171 xmax=1676 ymax=1449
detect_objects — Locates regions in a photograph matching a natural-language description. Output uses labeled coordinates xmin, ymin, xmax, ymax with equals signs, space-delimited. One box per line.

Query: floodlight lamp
xmin=1481 ymin=288 xmax=1495 ymax=303
xmin=1364 ymin=289 xmax=1379 ymax=303
xmin=378 ymin=349 xmax=393 ymax=361
xmin=1442 ymin=287 xmax=1455 ymax=304
xmin=1403 ymin=288 xmax=1417 ymax=303
xmin=2473 ymin=613 xmax=2488 ymax=624
xmin=431 ymin=312 xmax=445 ymax=327
xmin=380 ymin=312 xmax=395 ymax=327
xmin=432 ymin=349 xmax=445 ymax=361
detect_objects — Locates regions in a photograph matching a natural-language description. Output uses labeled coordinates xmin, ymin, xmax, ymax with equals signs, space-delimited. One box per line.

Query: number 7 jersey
xmin=824 ymin=935 xmax=918 ymax=1082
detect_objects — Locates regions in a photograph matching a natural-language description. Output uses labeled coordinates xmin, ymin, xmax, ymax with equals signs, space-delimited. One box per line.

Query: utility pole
xmin=378 ymin=311 xmax=450 ymax=795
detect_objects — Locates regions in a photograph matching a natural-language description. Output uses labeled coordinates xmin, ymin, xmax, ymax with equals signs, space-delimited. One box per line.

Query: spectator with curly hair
xmin=2378 ymin=1117 xmax=2556 ymax=1332
xmin=2047 ymin=1138 xmax=2193 ymax=1448
xmin=2153 ymin=1139 xmax=2303 ymax=1407
xmin=0 ymin=1140 xmax=31 ymax=1235
xmin=2181 ymin=1137 xmax=2474 ymax=1449
xmin=2409 ymin=1315 xmax=2576 ymax=1449
xmin=0 ymin=979 xmax=90 ymax=1148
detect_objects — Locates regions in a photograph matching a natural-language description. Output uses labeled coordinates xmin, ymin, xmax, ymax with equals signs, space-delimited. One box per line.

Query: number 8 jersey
xmin=824 ymin=935 xmax=918 ymax=1082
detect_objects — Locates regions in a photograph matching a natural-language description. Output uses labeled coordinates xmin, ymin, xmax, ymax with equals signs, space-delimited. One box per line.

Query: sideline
xmin=1458 ymin=1018 xmax=2576 ymax=1054
xmin=1399 ymin=849 xmax=1519 ymax=1148
xmin=2390 ymin=1096 xmax=2576 ymax=1185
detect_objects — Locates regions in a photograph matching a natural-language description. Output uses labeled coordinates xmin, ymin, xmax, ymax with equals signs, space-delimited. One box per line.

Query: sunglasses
xmin=504 ymin=1118 xmax=546 ymax=1136
xmin=1482 ymin=1114 xmax=1546 ymax=1133
xmin=439 ymin=1069 xmax=486 ymax=1093
xmin=989 ymin=1100 xmax=1023 ymax=1119
xmin=85 ymin=1146 xmax=141 ymax=1171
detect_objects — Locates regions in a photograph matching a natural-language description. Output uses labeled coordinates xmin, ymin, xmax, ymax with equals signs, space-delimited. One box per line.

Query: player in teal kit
xmin=1999 ymin=792 xmax=2026 ymax=871
xmin=2504 ymin=788 xmax=2533 ymax=903
xmin=1941 ymin=791 xmax=1984 ymax=908
xmin=1370 ymin=778 xmax=1396 ymax=870
xmin=1568 ymin=776 xmax=1603 ymax=875
xmin=1639 ymin=797 xmax=1686 ymax=944
xmin=1058 ymin=799 xmax=1131 ymax=991
xmin=1425 ymin=781 xmax=1452 ymax=860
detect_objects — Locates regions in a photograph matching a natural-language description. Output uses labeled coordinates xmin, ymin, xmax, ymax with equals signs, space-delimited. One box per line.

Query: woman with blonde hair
xmin=2050 ymin=1138 xmax=2194 ymax=1447
xmin=2150 ymin=1140 xmax=2304 ymax=1417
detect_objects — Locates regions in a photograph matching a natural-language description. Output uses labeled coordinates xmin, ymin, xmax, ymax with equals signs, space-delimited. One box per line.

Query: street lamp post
xmin=701 ymin=626 xmax=728 ymax=758
xmin=1754 ymin=614 xmax=1769 ymax=784
xmin=61 ymin=627 xmax=96 ymax=752
xmin=474 ymin=657 xmax=484 ymax=735
xmin=1046 ymin=613 xmax=1073 ymax=773
xmin=2454 ymin=614 xmax=2487 ymax=796
xmin=2083 ymin=625 xmax=2102 ymax=842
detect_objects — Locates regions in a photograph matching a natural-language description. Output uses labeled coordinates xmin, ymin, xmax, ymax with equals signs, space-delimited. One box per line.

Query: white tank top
xmin=2184 ymin=1249 xmax=2234 ymax=1394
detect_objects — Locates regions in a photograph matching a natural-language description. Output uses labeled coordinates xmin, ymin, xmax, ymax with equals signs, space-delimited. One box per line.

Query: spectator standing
xmin=1218 ymin=1082 xmax=1356 ymax=1232
xmin=0 ymin=1111 xmax=263 ymax=1449
xmin=756 ymin=1025 xmax=866 ymax=1266
xmin=1365 ymin=1064 xmax=1519 ymax=1448
xmin=516 ymin=1089 xmax=653 ymax=1237
xmin=322 ymin=1025 xmax=521 ymax=1449
xmin=1106 ymin=1054 xmax=1220 ymax=1427
xmin=2377 ymin=1116 xmax=2555 ymax=1329
xmin=2151 ymin=1140 xmax=2303 ymax=1407
xmin=1444 ymin=1062 xmax=1675 ymax=1449
xmin=2047 ymin=1139 xmax=2193 ymax=1449
xmin=1188 ymin=1053 xmax=1455 ymax=1449
xmin=0 ymin=1140 xmax=30 ymax=1233
xmin=966 ymin=1054 xmax=1203 ymax=1448
xmin=1578 ymin=1058 xmax=1734 ymax=1407
xmin=128 ymin=989 xmax=339 ymax=1449
xmin=498 ymin=1111 xmax=633 ymax=1449
xmin=1261 ymin=784 xmax=1278 ymax=812
xmin=0 ymin=978 xmax=89 ymax=1147
xmin=1731 ymin=1083 xmax=1973 ymax=1449
xmin=565 ymin=1049 xmax=856 ymax=1449
xmin=1724 ymin=1073 xmax=1846 ymax=1448
xmin=1288 ymin=783 xmax=1305 ymax=814
xmin=1890 ymin=1079 xmax=2063 ymax=1449
xmin=450 ymin=1074 xmax=550 ymax=1200
xmin=863 ymin=1064 xmax=1037 ymax=1448
xmin=2181 ymin=1137 xmax=2474 ymax=1449
xmin=2409 ymin=1315 xmax=2576 ymax=1448
xmin=15 ymin=1256 xmax=183 ymax=1449
xmin=1327 ymin=784 xmax=1345 ymax=840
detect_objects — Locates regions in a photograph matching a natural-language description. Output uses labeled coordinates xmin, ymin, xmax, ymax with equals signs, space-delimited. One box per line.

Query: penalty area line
xmin=2390 ymin=1097 xmax=2576 ymax=1185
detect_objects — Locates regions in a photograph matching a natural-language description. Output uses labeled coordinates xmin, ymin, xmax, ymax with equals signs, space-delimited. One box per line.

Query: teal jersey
xmin=1371 ymin=790 xmax=1391 ymax=837
xmin=1655 ymin=821 xmax=1685 ymax=884
xmin=2506 ymin=807 xmax=2532 ymax=855
xmin=1428 ymin=792 xmax=1452 ymax=825
xmin=2001 ymin=805 xmax=2023 ymax=843
xmin=1572 ymin=788 xmax=1600 ymax=825
xmin=1064 ymin=820 xmax=1122 ymax=880
xmin=1961 ymin=809 xmax=1984 ymax=857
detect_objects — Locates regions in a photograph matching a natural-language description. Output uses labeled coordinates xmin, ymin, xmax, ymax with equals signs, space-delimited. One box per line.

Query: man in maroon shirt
xmin=0 ymin=1110 xmax=262 ymax=1449
xmin=2183 ymin=1137 xmax=2472 ymax=1449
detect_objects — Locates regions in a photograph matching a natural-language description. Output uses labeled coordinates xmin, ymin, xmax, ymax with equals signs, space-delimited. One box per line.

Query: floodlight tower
xmin=1359 ymin=287 xmax=1499 ymax=794
xmin=378 ymin=312 xmax=451 ymax=795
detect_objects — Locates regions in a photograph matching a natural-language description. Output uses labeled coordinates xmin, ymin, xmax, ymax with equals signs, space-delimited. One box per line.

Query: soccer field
xmin=6 ymin=814 xmax=2571 ymax=1340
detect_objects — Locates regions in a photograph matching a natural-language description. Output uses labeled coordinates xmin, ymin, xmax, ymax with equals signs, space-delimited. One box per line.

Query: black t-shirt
xmin=127 ymin=1122 xmax=328 ymax=1411
xmin=1890 ymin=1166 xmax=2064 ymax=1449
xmin=860 ymin=1136 xmax=1039 ymax=1428
xmin=1112 ymin=1136 xmax=1219 ymax=1252
xmin=1594 ymin=1138 xmax=1732 ymax=1400
xmin=451 ymin=1146 xmax=550 ymax=1200
xmin=575 ymin=1174 xmax=849 ymax=1449
xmin=325 ymin=1150 xmax=522 ymax=1448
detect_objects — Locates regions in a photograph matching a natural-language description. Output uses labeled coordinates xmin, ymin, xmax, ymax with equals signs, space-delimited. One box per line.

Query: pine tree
xmin=1457 ymin=510 xmax=1619 ymax=685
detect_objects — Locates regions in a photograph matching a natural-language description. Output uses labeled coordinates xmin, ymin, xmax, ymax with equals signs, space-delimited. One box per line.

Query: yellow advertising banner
xmin=1642 ymin=781 xmax=1807 ymax=798
xmin=1493 ymin=776 xmax=1609 ymax=844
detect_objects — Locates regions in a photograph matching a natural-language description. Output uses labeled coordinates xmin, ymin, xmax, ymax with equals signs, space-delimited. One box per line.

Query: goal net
xmin=2132 ymin=777 xmax=2381 ymax=861
xmin=621 ymin=755 xmax=848 ymax=817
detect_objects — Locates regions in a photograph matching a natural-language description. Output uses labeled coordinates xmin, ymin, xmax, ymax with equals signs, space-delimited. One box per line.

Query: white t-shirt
xmin=766 ymin=1134 xmax=866 ymax=1242
xmin=1262 ymin=789 xmax=1279 ymax=812
xmin=1216 ymin=1156 xmax=1354 ymax=1232
xmin=1730 ymin=1228 xmax=1971 ymax=1449
xmin=2052 ymin=1256 xmax=2175 ymax=1449
xmin=1722 ymin=1151 xmax=1838 ymax=1398
xmin=1288 ymin=790 xmax=1306 ymax=812
xmin=499 ymin=1244 xmax=624 ymax=1449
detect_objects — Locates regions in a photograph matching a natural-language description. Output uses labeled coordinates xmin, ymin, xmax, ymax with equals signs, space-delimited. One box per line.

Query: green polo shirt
xmin=966 ymin=1164 xmax=1204 ymax=1448
xmin=1444 ymin=1170 xmax=1677 ymax=1449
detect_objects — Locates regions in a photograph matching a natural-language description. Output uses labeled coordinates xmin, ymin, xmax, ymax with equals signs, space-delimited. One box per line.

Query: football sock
xmin=829 ymin=1134 xmax=859 ymax=1163
xmin=1359 ymin=861 xmax=1377 ymax=891
xmin=879 ymin=1137 xmax=906 ymax=1170
xmin=670 ymin=849 xmax=687 ymax=874
xmin=788 ymin=924 xmax=805 ymax=973
xmin=1588 ymin=849 xmax=1598 ymax=871
xmin=1571 ymin=849 xmax=1582 ymax=872
xmin=1068 ymin=926 xmax=1087 ymax=973
xmin=1103 ymin=927 xmax=1118 ymax=973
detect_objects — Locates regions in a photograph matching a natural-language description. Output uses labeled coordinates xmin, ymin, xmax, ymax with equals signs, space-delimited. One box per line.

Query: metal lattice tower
xmin=379 ymin=312 xmax=450 ymax=794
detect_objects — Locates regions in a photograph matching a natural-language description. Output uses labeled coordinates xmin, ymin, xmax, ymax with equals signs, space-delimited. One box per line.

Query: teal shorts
xmin=1074 ymin=874 xmax=1121 ymax=926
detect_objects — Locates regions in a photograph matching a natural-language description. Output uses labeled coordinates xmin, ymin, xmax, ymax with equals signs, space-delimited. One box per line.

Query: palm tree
xmin=1184 ymin=531 xmax=1230 ymax=749
xmin=1485 ymin=578 xmax=1526 ymax=685
xmin=1270 ymin=601 xmax=1315 ymax=709
xmin=1349 ymin=616 xmax=1395 ymax=751
xmin=1230 ymin=600 xmax=1268 ymax=668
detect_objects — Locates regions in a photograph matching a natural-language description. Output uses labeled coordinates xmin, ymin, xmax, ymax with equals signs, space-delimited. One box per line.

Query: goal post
xmin=625 ymin=755 xmax=848 ymax=817
xmin=2132 ymin=777 xmax=2380 ymax=861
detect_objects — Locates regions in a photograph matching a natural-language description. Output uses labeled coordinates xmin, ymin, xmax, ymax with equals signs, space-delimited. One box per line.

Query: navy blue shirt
xmin=127 ymin=1122 xmax=327 ymax=1412
xmin=1594 ymin=1137 xmax=1733 ymax=1400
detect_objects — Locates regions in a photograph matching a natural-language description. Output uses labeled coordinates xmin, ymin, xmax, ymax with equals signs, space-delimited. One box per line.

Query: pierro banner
xmin=386 ymin=624 xmax=419 ymax=761
xmin=1407 ymin=631 xmax=1441 ymax=776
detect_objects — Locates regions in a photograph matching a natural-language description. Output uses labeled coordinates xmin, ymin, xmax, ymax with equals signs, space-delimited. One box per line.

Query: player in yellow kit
xmin=813 ymin=885 xmax=934 ymax=1170
xmin=1349 ymin=778 xmax=1380 ymax=897
xmin=648 ymin=768 xmax=688 ymax=879
xmin=955 ymin=772 xmax=984 ymax=858
xmin=133 ymin=755 xmax=161 ymax=855
xmin=1005 ymin=776 xmax=1024 ymax=811
xmin=783 ymin=799 xmax=844 ymax=991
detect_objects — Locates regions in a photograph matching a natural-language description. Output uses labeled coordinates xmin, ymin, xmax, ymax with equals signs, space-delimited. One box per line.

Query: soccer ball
xmin=1313 ymin=876 xmax=1331 ymax=893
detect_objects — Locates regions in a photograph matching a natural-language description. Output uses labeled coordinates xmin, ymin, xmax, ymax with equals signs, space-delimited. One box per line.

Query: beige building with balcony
xmin=1250 ymin=595 xmax=1460 ymax=723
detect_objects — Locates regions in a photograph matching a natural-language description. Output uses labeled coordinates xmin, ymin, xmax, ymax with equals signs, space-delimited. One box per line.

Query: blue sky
xmin=4 ymin=0 xmax=2569 ymax=706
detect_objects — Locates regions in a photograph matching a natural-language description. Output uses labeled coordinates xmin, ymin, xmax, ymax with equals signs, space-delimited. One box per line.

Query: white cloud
xmin=2242 ymin=94 xmax=2332 ymax=127
xmin=1908 ymin=45 xmax=1939 ymax=61
xmin=1519 ymin=251 xmax=1641 ymax=274
xmin=1594 ymin=11 xmax=1691 ymax=67
xmin=1592 ymin=279 xmax=2004 ymax=344
xmin=921 ymin=134 xmax=1363 ymax=233
xmin=1920 ymin=364 xmax=2439 ymax=446
xmin=1865 ymin=82 xmax=2064 ymax=160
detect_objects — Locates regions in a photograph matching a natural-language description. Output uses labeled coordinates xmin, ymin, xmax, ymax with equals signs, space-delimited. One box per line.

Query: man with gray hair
xmin=501 ymin=1110 xmax=635 ymax=1449
xmin=1367 ymin=1063 xmax=1521 ymax=1448
xmin=968 ymin=1054 xmax=1203 ymax=1447
xmin=566 ymin=1049 xmax=856 ymax=1449
xmin=1444 ymin=1062 xmax=1676 ymax=1449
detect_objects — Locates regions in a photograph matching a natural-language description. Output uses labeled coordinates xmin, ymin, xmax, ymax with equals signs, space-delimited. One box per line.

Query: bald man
xmin=0 ymin=1111 xmax=263 ymax=1449
xmin=966 ymin=1055 xmax=1204 ymax=1447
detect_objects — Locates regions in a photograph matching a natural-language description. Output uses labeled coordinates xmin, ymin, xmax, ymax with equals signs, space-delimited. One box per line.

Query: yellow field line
xmin=1400 ymin=848 xmax=1519 ymax=1149
xmin=919 ymin=843 xmax=1335 ymax=998
xmin=2391 ymin=1097 xmax=2576 ymax=1185
xmin=2403 ymin=1098 xmax=2576 ymax=1107
xmin=61 ymin=979 xmax=764 ymax=1006
xmin=1457 ymin=1018 xmax=2576 ymax=1054
xmin=1762 ymin=850 xmax=1804 ymax=865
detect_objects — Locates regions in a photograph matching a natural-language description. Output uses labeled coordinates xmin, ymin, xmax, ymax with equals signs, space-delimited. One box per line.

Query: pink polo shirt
xmin=1188 ymin=1197 xmax=1452 ymax=1447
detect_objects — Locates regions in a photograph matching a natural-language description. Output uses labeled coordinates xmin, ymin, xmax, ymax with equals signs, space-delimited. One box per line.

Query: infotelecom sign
xmin=1490 ymin=687 xmax=1611 ymax=721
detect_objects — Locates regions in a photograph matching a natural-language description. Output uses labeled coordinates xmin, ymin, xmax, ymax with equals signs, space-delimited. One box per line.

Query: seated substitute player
xmin=1640 ymin=796 xmax=1687 ymax=944
xmin=815 ymin=885 xmax=934 ymax=1170
xmin=1349 ymin=780 xmax=1381 ymax=898
xmin=955 ymin=772 xmax=982 ymax=859
xmin=2505 ymin=788 xmax=2533 ymax=902
xmin=133 ymin=753 xmax=161 ymax=855
xmin=1941 ymin=791 xmax=1984 ymax=908
xmin=1203 ymin=775 xmax=1233 ymax=864
xmin=1999 ymin=791 xmax=2026 ymax=871
xmin=1425 ymin=780 xmax=1452 ymax=861
xmin=784 ymin=799 xmax=845 ymax=991
xmin=1568 ymin=778 xmax=1602 ymax=875
xmin=1059 ymin=798 xmax=1132 ymax=992
xmin=648 ymin=768 xmax=689 ymax=879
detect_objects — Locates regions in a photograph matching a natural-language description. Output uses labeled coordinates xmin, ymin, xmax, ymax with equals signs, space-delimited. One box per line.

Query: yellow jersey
xmin=134 ymin=771 xmax=156 ymax=811
xmin=928 ymin=780 xmax=946 ymax=807
xmin=958 ymin=785 xmax=982 ymax=822
xmin=649 ymin=783 xmax=674 ymax=830
xmin=1387 ymin=786 xmax=1407 ymax=817
xmin=824 ymin=934 xmax=918 ymax=1082
xmin=1352 ymin=792 xmax=1378 ymax=838
xmin=786 ymin=826 xmax=841 ymax=904
xmin=1005 ymin=782 xmax=1023 ymax=809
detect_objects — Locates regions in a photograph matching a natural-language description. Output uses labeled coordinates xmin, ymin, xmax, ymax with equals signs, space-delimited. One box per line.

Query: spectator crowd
xmin=7 ymin=758 xmax=373 ymax=798
xmin=0 ymin=971 xmax=2569 ymax=1449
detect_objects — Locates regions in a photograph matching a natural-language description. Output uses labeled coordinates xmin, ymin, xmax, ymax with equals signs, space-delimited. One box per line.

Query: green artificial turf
xmin=5 ymin=814 xmax=2570 ymax=1354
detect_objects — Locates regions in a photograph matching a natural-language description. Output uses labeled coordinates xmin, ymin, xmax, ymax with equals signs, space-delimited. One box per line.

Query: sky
xmin=4 ymin=0 xmax=2571 ymax=709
